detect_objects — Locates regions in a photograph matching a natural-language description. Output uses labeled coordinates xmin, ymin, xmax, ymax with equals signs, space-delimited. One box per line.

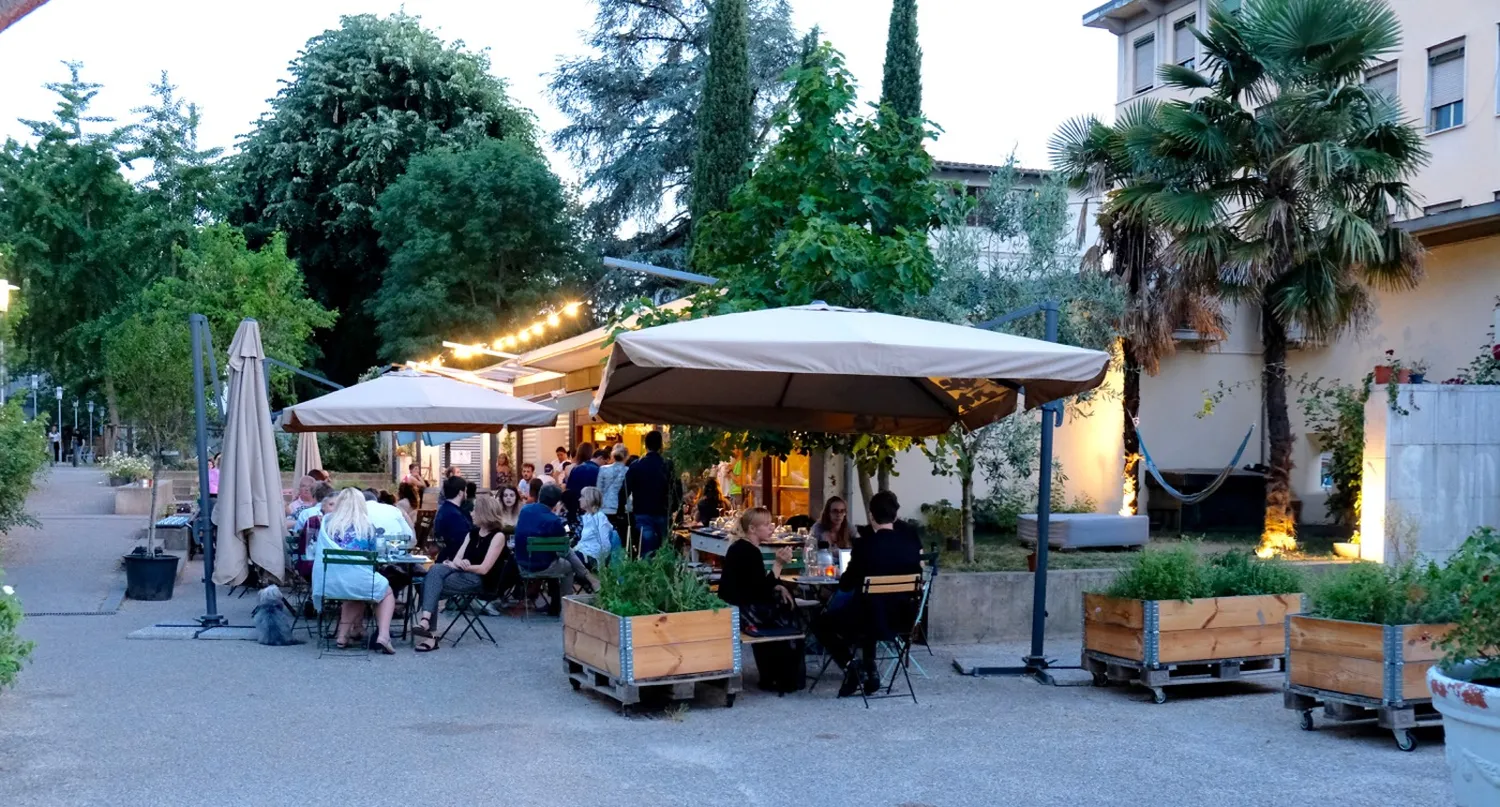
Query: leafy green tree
xmin=689 ymin=0 xmax=753 ymax=233
xmin=880 ymin=0 xmax=922 ymax=123
xmin=1098 ymin=0 xmax=1426 ymax=552
xmin=230 ymin=13 xmax=536 ymax=383
xmin=371 ymin=139 xmax=585 ymax=362
xmin=549 ymin=0 xmax=801 ymax=245
xmin=124 ymin=72 xmax=225 ymax=265
xmin=136 ymin=224 xmax=336 ymax=402
xmin=0 ymin=399 xmax=47 ymax=536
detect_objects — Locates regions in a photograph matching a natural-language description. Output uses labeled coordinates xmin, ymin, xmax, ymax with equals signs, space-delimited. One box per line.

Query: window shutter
xmin=1133 ymin=37 xmax=1156 ymax=92
xmin=1174 ymin=19 xmax=1195 ymax=65
xmin=1430 ymin=49 xmax=1465 ymax=108
xmin=1365 ymin=65 xmax=1397 ymax=99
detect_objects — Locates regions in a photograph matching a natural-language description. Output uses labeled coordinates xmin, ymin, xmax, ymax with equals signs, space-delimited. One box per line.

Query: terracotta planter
xmin=1373 ymin=366 xmax=1411 ymax=385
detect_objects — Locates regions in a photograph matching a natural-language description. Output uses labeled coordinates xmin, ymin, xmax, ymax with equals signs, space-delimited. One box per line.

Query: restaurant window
xmin=1427 ymin=40 xmax=1465 ymax=132
xmin=1133 ymin=35 xmax=1156 ymax=94
xmin=1174 ymin=16 xmax=1196 ymax=69
xmin=774 ymin=453 xmax=811 ymax=518
xmin=1364 ymin=61 xmax=1397 ymax=101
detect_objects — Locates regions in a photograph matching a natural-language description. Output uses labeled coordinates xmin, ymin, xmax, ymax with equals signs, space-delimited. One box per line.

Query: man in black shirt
xmin=814 ymin=490 xmax=922 ymax=696
xmin=625 ymin=430 xmax=670 ymax=556
xmin=430 ymin=476 xmax=472 ymax=563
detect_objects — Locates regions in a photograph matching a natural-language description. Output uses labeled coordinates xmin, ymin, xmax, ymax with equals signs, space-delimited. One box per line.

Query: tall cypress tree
xmin=690 ymin=0 xmax=753 ymax=236
xmin=880 ymin=0 xmax=922 ymax=122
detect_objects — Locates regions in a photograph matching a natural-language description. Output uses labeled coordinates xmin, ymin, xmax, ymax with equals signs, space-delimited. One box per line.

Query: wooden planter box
xmin=1083 ymin=592 xmax=1303 ymax=702
xmin=562 ymin=595 xmax=742 ymax=709
xmin=1284 ymin=615 xmax=1452 ymax=750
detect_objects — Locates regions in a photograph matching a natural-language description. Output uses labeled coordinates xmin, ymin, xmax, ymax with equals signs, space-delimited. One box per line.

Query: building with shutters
xmin=1083 ymin=0 xmax=1500 ymax=528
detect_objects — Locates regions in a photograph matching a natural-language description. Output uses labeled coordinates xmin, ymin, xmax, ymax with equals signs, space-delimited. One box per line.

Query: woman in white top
xmin=574 ymin=487 xmax=614 ymax=570
xmin=311 ymin=488 xmax=397 ymax=654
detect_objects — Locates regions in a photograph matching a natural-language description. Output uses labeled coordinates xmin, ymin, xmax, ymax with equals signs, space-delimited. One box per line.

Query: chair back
xmin=525 ymin=534 xmax=571 ymax=557
xmin=413 ymin=509 xmax=437 ymax=543
xmin=862 ymin=573 xmax=922 ymax=596
xmin=860 ymin=573 xmax=924 ymax=641
xmin=321 ymin=548 xmax=378 ymax=567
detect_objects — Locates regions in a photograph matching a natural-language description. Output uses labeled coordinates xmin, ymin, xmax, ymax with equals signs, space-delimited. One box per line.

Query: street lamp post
xmin=87 ymin=401 xmax=94 ymax=461
xmin=54 ymin=386 xmax=62 ymax=463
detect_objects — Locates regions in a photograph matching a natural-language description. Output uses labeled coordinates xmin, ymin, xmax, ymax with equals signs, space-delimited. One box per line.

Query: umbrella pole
xmin=190 ymin=314 xmax=225 ymax=627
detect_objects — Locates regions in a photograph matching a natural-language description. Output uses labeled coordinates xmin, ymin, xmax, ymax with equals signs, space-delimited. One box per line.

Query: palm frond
xmin=1159 ymin=63 xmax=1213 ymax=92
xmin=1359 ymin=226 xmax=1424 ymax=292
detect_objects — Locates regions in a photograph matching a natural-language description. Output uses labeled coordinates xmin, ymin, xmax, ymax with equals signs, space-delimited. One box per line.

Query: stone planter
xmin=1429 ymin=666 xmax=1500 ymax=806
xmin=114 ymin=480 xmax=173 ymax=515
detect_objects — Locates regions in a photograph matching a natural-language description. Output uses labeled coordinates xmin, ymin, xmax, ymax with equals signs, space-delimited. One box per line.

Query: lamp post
xmin=54 ymin=386 xmax=62 ymax=462
xmin=87 ymin=401 xmax=94 ymax=459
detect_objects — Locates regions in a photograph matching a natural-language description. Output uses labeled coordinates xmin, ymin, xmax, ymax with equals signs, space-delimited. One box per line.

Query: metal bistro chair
xmin=436 ymin=576 xmax=502 ymax=648
xmin=413 ymin=509 xmax=437 ymax=551
xmin=282 ymin=532 xmax=315 ymax=638
xmin=517 ymin=535 xmax=573 ymax=622
xmin=858 ymin=573 xmax=927 ymax=707
xmin=880 ymin=550 xmax=940 ymax=681
xmin=317 ymin=548 xmax=382 ymax=657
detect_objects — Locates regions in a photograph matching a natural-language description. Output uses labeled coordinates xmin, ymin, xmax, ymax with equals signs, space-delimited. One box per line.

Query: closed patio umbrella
xmin=277 ymin=370 xmax=557 ymax=433
xmin=293 ymin=431 xmax=322 ymax=483
xmin=212 ymin=320 xmax=286 ymax=586
xmin=592 ymin=303 xmax=1110 ymax=436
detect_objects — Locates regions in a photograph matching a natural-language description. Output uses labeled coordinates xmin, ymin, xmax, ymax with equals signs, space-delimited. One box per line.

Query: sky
xmin=0 ymin=0 xmax=1119 ymax=179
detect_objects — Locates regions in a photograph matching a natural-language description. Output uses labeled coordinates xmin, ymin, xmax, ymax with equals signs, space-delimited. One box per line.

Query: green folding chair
xmin=317 ymin=548 xmax=380 ymax=657
xmin=518 ymin=535 xmax=573 ymax=622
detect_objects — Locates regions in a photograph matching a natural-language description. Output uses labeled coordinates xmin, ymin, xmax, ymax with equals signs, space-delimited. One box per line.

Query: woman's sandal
xmin=376 ymin=641 xmax=396 ymax=655
xmin=415 ymin=641 xmax=439 ymax=653
xmin=412 ymin=619 xmax=434 ymax=638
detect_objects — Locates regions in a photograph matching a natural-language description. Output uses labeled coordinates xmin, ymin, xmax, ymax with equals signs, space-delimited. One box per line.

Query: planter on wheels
xmin=1429 ymin=667 xmax=1500 ymax=806
xmin=123 ymin=553 xmax=180 ymax=601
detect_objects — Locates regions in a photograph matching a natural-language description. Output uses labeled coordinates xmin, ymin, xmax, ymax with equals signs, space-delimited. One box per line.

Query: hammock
xmin=1134 ymin=418 xmax=1256 ymax=506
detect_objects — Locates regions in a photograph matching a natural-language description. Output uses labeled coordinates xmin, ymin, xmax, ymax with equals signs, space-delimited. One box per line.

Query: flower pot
xmin=1428 ymin=666 xmax=1500 ymax=806
xmin=1026 ymin=551 xmax=1038 ymax=572
xmin=1409 ymin=372 xmax=1426 ymax=384
xmin=123 ymin=553 xmax=179 ymax=601
xmin=1374 ymin=365 xmax=1394 ymax=385
xmin=1332 ymin=541 xmax=1360 ymax=559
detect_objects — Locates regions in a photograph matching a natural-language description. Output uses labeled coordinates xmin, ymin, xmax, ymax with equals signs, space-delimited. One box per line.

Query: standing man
xmin=429 ymin=476 xmax=471 ymax=563
xmin=625 ymin=430 xmax=671 ymax=556
xmin=48 ymin=425 xmax=60 ymax=464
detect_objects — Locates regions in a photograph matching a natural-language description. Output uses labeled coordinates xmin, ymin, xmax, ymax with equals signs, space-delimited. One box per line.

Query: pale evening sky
xmin=0 ymin=0 xmax=1118 ymax=181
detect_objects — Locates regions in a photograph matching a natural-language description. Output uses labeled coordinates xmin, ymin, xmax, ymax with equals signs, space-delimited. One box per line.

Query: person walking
xmin=625 ymin=430 xmax=671 ymax=556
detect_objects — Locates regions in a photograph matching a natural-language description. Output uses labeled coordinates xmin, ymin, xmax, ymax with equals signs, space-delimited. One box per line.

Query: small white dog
xmin=252 ymin=585 xmax=302 ymax=646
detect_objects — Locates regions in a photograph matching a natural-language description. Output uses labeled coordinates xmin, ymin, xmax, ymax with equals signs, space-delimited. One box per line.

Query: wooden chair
xmin=413 ymin=508 xmax=437 ymax=549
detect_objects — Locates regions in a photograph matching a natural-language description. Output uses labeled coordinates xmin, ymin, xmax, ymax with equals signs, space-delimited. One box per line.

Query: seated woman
xmin=695 ymin=479 xmax=724 ymax=526
xmin=311 ymin=489 xmax=397 ymax=654
xmin=295 ymin=487 xmax=339 ymax=582
xmin=812 ymin=496 xmax=855 ymax=550
xmin=395 ymin=482 xmax=420 ymax=527
xmin=413 ymin=494 xmax=509 ymax=651
xmin=717 ymin=507 xmax=805 ymax=693
xmin=285 ymin=475 xmax=318 ymax=524
xmin=574 ymin=487 xmax=614 ymax=570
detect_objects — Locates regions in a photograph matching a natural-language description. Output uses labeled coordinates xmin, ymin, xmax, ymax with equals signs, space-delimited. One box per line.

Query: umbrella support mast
xmin=190 ymin=314 xmax=227 ymax=628
xmin=962 ymin=301 xmax=1079 ymax=685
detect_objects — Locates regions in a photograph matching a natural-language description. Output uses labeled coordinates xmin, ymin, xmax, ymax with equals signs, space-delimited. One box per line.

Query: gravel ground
xmin=0 ymin=468 xmax=1454 ymax=807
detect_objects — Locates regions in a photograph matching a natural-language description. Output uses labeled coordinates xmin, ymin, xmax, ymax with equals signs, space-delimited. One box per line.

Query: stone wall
xmin=1361 ymin=384 xmax=1500 ymax=565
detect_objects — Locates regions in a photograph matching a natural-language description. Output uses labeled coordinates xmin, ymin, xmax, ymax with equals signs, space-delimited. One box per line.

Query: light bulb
xmin=547 ymin=312 xmax=561 ymax=327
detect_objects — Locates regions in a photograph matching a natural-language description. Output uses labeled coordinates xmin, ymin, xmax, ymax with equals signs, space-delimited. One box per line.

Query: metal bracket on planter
xmin=620 ymin=615 xmax=634 ymax=685
xmin=730 ymin=607 xmax=743 ymax=675
xmin=1144 ymin=600 xmax=1160 ymax=668
xmin=1383 ymin=624 xmax=1403 ymax=706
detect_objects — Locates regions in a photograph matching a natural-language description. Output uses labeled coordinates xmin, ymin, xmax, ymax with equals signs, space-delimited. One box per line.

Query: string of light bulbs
xmin=425 ymin=300 xmax=586 ymax=365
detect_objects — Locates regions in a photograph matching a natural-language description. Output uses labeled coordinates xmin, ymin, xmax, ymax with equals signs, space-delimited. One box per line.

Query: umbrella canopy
xmin=293 ymin=432 xmax=322 ymax=482
xmin=277 ymin=370 xmax=558 ymax=433
xmin=212 ymin=320 xmax=286 ymax=586
xmin=592 ymin=304 xmax=1111 ymax=436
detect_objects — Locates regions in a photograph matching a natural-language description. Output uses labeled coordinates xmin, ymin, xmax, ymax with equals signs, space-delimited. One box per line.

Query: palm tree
xmin=1089 ymin=0 xmax=1428 ymax=552
xmin=1050 ymin=107 xmax=1225 ymax=516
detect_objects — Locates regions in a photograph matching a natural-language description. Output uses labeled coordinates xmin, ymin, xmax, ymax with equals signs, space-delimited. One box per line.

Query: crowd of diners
xmin=288 ymin=430 xmax=923 ymax=696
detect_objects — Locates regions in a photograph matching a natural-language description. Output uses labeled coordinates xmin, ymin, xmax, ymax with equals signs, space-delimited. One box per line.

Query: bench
xmin=154 ymin=514 xmax=198 ymax=559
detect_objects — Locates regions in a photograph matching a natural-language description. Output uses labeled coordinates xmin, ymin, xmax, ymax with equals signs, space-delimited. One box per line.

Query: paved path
xmin=0 ymin=469 xmax=1455 ymax=806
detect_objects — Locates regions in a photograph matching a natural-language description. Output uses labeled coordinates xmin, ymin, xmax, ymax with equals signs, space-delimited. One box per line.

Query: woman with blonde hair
xmin=718 ymin=507 xmax=805 ymax=692
xmin=312 ymin=488 xmax=397 ymax=654
xmin=413 ymin=493 xmax=509 ymax=651
xmin=574 ymin=487 xmax=614 ymax=569
xmin=492 ymin=453 xmax=515 ymax=491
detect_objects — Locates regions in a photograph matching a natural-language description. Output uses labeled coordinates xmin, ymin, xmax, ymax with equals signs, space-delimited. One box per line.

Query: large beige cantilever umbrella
xmin=277 ymin=370 xmax=558 ymax=433
xmin=591 ymin=303 xmax=1110 ymax=436
xmin=212 ymin=320 xmax=286 ymax=586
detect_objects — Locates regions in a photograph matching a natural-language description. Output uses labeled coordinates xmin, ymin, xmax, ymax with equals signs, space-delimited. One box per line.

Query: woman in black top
xmin=717 ymin=507 xmax=805 ymax=693
xmin=695 ymin=479 xmax=723 ymax=526
xmin=413 ymin=494 xmax=508 ymax=651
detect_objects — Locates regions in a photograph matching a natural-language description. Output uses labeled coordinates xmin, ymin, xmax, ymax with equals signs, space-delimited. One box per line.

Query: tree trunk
xmin=1260 ymin=312 xmax=1297 ymax=554
xmin=104 ymin=376 xmax=121 ymax=456
xmin=1121 ymin=345 xmax=1142 ymax=515
xmin=856 ymin=469 xmax=875 ymax=527
xmin=876 ymin=466 xmax=890 ymax=493
xmin=145 ymin=461 xmax=161 ymax=554
xmin=960 ymin=470 xmax=975 ymax=564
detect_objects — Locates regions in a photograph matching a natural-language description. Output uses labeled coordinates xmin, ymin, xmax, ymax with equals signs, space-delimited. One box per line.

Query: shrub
xmin=919 ymin=500 xmax=961 ymax=544
xmin=594 ymin=549 xmax=725 ymax=617
xmin=0 ymin=574 xmax=32 ymax=691
xmin=1438 ymin=527 xmax=1500 ymax=682
xmin=1104 ymin=547 xmax=1304 ymax=601
xmin=1307 ymin=560 xmax=1459 ymax=625
xmin=100 ymin=452 xmax=152 ymax=483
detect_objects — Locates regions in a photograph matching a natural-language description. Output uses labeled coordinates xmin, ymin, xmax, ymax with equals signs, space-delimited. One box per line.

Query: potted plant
xmin=1430 ymin=527 xmax=1500 ymax=803
xmin=1285 ymin=559 xmax=1457 ymax=750
xmin=1407 ymin=359 xmax=1429 ymax=385
xmin=1372 ymin=349 xmax=1409 ymax=385
xmin=1083 ymin=547 xmax=1305 ymax=702
xmin=919 ymin=499 xmax=962 ymax=553
xmin=106 ymin=311 xmax=195 ymax=601
xmin=563 ymin=550 xmax=741 ymax=709
xmin=100 ymin=452 xmax=151 ymax=488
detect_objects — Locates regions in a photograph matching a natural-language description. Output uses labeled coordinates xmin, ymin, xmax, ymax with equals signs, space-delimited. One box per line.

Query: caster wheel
xmin=1091 ymin=672 xmax=1108 ymax=687
xmin=1298 ymin=710 xmax=1315 ymax=731
xmin=1150 ymin=688 xmax=1167 ymax=705
xmin=725 ymin=694 xmax=737 ymax=708
xmin=1395 ymin=730 xmax=1416 ymax=752
xmin=569 ymin=679 xmax=582 ymax=691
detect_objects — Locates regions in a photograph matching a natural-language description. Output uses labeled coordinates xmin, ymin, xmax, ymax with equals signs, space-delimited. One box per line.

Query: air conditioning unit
xmin=1172 ymin=320 xmax=1215 ymax=344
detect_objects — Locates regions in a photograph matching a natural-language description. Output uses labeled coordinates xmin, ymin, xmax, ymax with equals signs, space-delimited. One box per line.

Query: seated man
xmin=513 ymin=485 xmax=576 ymax=616
xmin=430 ymin=476 xmax=472 ymax=562
xmin=813 ymin=490 xmax=922 ymax=697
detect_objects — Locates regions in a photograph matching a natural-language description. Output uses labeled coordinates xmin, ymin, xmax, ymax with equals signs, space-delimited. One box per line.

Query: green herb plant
xmin=594 ymin=549 xmax=725 ymax=618
xmin=1437 ymin=527 xmax=1500 ymax=683
xmin=1104 ymin=547 xmax=1304 ymax=601
xmin=1307 ymin=560 xmax=1459 ymax=626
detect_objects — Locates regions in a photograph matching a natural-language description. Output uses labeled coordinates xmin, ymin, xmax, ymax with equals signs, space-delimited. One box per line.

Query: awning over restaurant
xmin=277 ymin=370 xmax=558 ymax=433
